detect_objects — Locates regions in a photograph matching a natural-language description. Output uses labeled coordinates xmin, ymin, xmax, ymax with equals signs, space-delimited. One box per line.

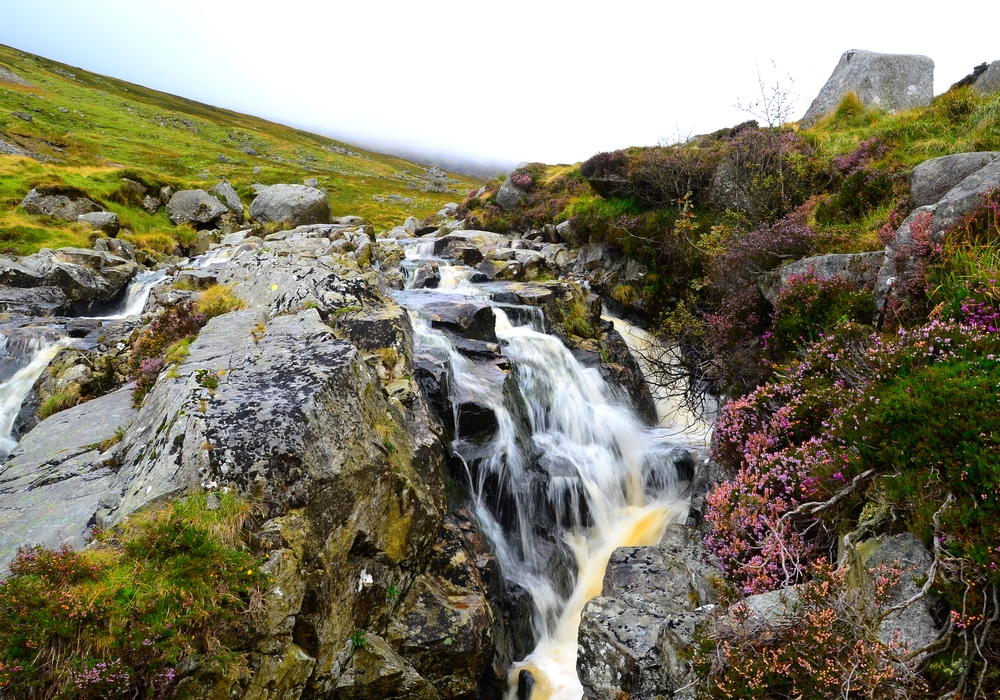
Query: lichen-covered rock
xmin=77 ymin=211 xmax=121 ymax=236
xmin=496 ymin=177 xmax=526 ymax=211
xmin=0 ymin=247 xmax=137 ymax=311
xmin=250 ymin=184 xmax=332 ymax=227
xmin=212 ymin=180 xmax=245 ymax=224
xmin=801 ymin=50 xmax=934 ymax=126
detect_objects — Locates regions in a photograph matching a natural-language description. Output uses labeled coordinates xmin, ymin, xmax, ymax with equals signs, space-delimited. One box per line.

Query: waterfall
xmin=0 ymin=339 xmax=64 ymax=460
xmin=94 ymin=269 xmax=167 ymax=321
xmin=397 ymin=248 xmax=704 ymax=699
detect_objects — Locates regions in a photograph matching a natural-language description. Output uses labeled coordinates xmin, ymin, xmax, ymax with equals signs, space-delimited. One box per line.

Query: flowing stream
xmin=395 ymin=242 xmax=711 ymax=699
xmin=0 ymin=267 xmax=167 ymax=460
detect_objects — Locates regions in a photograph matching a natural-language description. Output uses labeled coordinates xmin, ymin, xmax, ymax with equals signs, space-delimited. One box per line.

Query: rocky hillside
xmin=0 ymin=42 xmax=480 ymax=256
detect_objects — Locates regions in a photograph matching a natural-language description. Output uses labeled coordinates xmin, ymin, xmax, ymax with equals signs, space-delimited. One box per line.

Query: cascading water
xmin=0 ymin=339 xmax=65 ymax=459
xmin=397 ymin=243 xmax=710 ymax=699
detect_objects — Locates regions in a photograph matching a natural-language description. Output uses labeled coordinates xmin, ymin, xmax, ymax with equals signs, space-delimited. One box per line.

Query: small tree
xmin=736 ymin=61 xmax=799 ymax=202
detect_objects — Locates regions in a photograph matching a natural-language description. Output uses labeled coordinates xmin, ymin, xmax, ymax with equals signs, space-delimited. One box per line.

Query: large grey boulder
xmin=496 ymin=177 xmax=526 ymax=211
xmin=0 ymin=386 xmax=137 ymax=574
xmin=211 ymin=180 xmax=244 ymax=224
xmin=21 ymin=188 xmax=102 ymax=221
xmin=973 ymin=60 xmax=1000 ymax=95
xmin=0 ymin=286 xmax=70 ymax=316
xmin=910 ymin=152 xmax=1000 ymax=207
xmin=249 ymin=183 xmax=331 ymax=227
xmin=758 ymin=251 xmax=883 ymax=304
xmin=931 ymin=157 xmax=1000 ymax=235
xmin=165 ymin=189 xmax=230 ymax=226
xmin=77 ymin=211 xmax=121 ymax=236
xmin=801 ymin=50 xmax=934 ymax=126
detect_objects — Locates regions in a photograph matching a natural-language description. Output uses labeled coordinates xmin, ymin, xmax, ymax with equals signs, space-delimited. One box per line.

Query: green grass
xmin=0 ymin=42 xmax=482 ymax=254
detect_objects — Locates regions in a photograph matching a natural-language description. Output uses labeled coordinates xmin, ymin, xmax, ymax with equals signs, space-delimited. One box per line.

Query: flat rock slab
xmin=397 ymin=290 xmax=497 ymax=342
xmin=910 ymin=152 xmax=1000 ymax=207
xmin=758 ymin=251 xmax=883 ymax=305
xmin=0 ymin=386 xmax=137 ymax=574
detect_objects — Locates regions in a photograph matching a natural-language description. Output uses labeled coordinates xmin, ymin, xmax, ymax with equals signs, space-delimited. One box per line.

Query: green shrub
xmin=767 ymin=274 xmax=873 ymax=359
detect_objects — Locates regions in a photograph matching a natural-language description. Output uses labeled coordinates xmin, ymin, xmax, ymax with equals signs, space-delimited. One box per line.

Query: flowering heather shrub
xmin=696 ymin=562 xmax=927 ymax=699
xmin=766 ymin=273 xmax=874 ymax=360
xmin=815 ymin=167 xmax=901 ymax=224
xmin=509 ymin=170 xmax=533 ymax=189
xmin=0 ymin=493 xmax=263 ymax=699
xmin=831 ymin=136 xmax=889 ymax=177
xmin=579 ymin=149 xmax=628 ymax=180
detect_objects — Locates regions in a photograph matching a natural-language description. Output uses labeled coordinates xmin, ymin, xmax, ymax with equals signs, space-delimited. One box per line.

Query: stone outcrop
xmin=496 ymin=177 xmax=526 ymax=211
xmin=212 ymin=180 xmax=245 ymax=224
xmin=973 ymin=60 xmax=1000 ymax=95
xmin=0 ymin=247 xmax=137 ymax=313
xmin=758 ymin=251 xmax=882 ymax=305
xmin=577 ymin=524 xmax=721 ymax=699
xmin=876 ymin=156 xmax=1000 ymax=319
xmin=21 ymin=187 xmax=102 ymax=220
xmin=0 ymin=63 xmax=34 ymax=88
xmin=801 ymin=50 xmax=934 ymax=126
xmin=909 ymin=152 xmax=1000 ymax=207
xmin=249 ymin=184 xmax=332 ymax=227
xmin=77 ymin=211 xmax=121 ymax=236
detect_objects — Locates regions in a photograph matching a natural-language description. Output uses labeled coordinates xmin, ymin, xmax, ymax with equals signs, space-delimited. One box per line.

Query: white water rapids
xmin=396 ymin=242 xmax=711 ymax=699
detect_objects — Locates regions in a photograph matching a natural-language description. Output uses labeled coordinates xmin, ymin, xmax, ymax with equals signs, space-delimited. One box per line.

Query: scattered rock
xmin=141 ymin=194 xmax=161 ymax=214
xmin=304 ymin=177 xmax=319 ymax=187
xmin=249 ymin=183 xmax=331 ymax=227
xmin=77 ymin=211 xmax=121 ymax=237
xmin=165 ymin=189 xmax=229 ymax=227
xmin=11 ymin=110 xmax=32 ymax=122
xmin=801 ymin=49 xmax=934 ymax=126
xmin=0 ymin=285 xmax=70 ymax=316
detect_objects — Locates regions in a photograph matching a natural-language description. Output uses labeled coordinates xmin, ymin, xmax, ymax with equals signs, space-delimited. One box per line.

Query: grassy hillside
xmin=0 ymin=43 xmax=482 ymax=254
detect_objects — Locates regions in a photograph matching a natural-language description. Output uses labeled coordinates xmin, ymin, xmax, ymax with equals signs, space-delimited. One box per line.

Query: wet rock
xmin=401 ymin=291 xmax=497 ymax=342
xmin=332 ymin=633 xmax=438 ymax=699
xmin=801 ymin=49 xmax=934 ymax=126
xmin=577 ymin=525 xmax=721 ymax=700
xmin=412 ymin=261 xmax=441 ymax=289
xmin=250 ymin=184 xmax=332 ymax=228
xmin=21 ymin=187 xmax=102 ymax=221
xmin=188 ymin=229 xmax=221 ymax=256
xmin=758 ymin=251 xmax=882 ymax=305
xmin=77 ymin=211 xmax=121 ymax=236
xmin=166 ymin=189 xmax=230 ymax=226
xmin=0 ymin=285 xmax=70 ymax=316
xmin=909 ymin=152 xmax=1000 ymax=207
xmin=0 ymin=386 xmax=137 ymax=574
xmin=174 ymin=268 xmax=219 ymax=290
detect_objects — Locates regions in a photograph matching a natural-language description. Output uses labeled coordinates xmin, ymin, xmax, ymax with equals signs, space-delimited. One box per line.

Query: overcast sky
xmin=2 ymin=1 xmax=995 ymax=169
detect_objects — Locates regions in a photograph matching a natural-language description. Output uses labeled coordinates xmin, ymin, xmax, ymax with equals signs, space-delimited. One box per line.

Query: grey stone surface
xmin=166 ymin=189 xmax=230 ymax=226
xmin=0 ymin=285 xmax=70 ymax=316
xmin=801 ymin=50 xmax=934 ymax=126
xmin=249 ymin=184 xmax=331 ymax=227
xmin=397 ymin=290 xmax=497 ymax=342
xmin=0 ymin=386 xmax=137 ymax=574
xmin=931 ymin=158 xmax=1000 ymax=235
xmin=0 ymin=247 xmax=137 ymax=309
xmin=875 ymin=205 xmax=935 ymax=318
xmin=77 ymin=211 xmax=121 ymax=236
xmin=141 ymin=194 xmax=161 ymax=214
xmin=496 ymin=177 xmax=526 ymax=211
xmin=861 ymin=533 xmax=941 ymax=652
xmin=0 ymin=137 xmax=32 ymax=158
xmin=910 ymin=152 xmax=1000 ymax=207
xmin=0 ymin=64 xmax=33 ymax=88
xmin=973 ymin=60 xmax=1000 ymax=95
xmin=758 ymin=251 xmax=883 ymax=304
xmin=21 ymin=188 xmax=102 ymax=220
xmin=578 ymin=525 xmax=720 ymax=700
xmin=211 ymin=180 xmax=245 ymax=224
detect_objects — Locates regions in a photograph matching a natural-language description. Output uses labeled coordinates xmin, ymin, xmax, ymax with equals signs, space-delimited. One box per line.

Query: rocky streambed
xmin=0 ymin=211 xmax=724 ymax=700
